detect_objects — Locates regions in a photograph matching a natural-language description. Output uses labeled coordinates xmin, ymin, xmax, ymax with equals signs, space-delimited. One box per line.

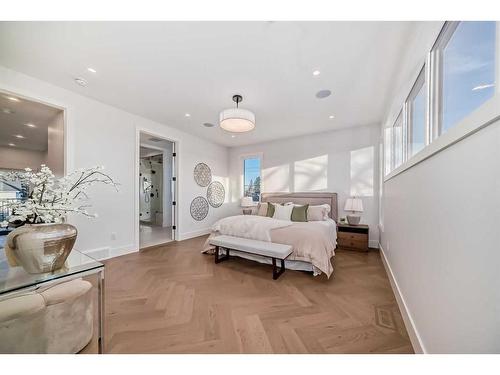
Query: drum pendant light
xmin=219 ymin=94 xmax=255 ymax=133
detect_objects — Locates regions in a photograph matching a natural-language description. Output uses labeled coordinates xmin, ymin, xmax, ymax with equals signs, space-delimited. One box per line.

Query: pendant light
xmin=219 ymin=94 xmax=255 ymax=133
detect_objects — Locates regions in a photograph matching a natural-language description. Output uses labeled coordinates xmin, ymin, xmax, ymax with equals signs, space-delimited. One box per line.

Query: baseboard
xmin=82 ymin=243 xmax=137 ymax=261
xmin=379 ymin=243 xmax=426 ymax=354
xmin=110 ymin=244 xmax=137 ymax=259
xmin=179 ymin=228 xmax=211 ymax=241
xmin=82 ymin=246 xmax=110 ymax=260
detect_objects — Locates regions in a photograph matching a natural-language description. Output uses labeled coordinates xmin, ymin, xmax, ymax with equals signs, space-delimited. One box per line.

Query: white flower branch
xmin=1 ymin=164 xmax=118 ymax=225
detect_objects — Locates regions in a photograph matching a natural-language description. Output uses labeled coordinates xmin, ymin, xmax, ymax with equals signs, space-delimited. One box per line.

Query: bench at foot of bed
xmin=209 ymin=235 xmax=293 ymax=280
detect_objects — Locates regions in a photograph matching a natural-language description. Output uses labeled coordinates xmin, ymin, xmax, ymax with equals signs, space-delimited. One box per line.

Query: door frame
xmin=135 ymin=128 xmax=179 ymax=250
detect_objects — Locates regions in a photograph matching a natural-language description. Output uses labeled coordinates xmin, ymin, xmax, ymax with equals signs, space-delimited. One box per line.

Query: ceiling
xmin=0 ymin=92 xmax=61 ymax=151
xmin=0 ymin=22 xmax=432 ymax=147
xmin=140 ymin=146 xmax=162 ymax=158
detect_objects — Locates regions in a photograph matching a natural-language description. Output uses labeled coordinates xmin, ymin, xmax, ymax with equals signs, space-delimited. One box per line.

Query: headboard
xmin=261 ymin=192 xmax=338 ymax=222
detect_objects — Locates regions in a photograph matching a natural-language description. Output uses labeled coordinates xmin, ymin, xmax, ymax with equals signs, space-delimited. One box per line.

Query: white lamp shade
xmin=219 ymin=108 xmax=255 ymax=133
xmin=344 ymin=197 xmax=363 ymax=212
xmin=241 ymin=196 xmax=254 ymax=207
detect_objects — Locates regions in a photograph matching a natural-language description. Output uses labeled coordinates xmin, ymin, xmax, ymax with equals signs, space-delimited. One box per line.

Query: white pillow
xmin=272 ymin=203 xmax=293 ymax=221
xmin=308 ymin=204 xmax=331 ymax=221
xmin=319 ymin=204 xmax=331 ymax=214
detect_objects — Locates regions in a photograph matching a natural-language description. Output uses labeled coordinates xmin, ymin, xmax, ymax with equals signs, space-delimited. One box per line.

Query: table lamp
xmin=241 ymin=196 xmax=254 ymax=215
xmin=344 ymin=197 xmax=363 ymax=225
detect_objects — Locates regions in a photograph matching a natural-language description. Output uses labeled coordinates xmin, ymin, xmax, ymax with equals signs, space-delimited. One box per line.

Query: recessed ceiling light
xmin=203 ymin=122 xmax=215 ymax=128
xmin=8 ymin=143 xmax=15 ymax=147
xmin=312 ymin=70 xmax=321 ymax=76
xmin=14 ymin=134 xmax=25 ymax=139
xmin=316 ymin=89 xmax=332 ymax=99
xmin=185 ymin=113 xmax=191 ymax=117
xmin=329 ymin=115 xmax=335 ymax=119
xmin=87 ymin=67 xmax=97 ymax=73
xmin=231 ymin=135 xmax=236 ymax=138
xmin=74 ymin=77 xmax=88 ymax=87
xmin=4 ymin=96 xmax=20 ymax=102
xmin=2 ymin=108 xmax=14 ymax=114
xmin=25 ymin=123 xmax=36 ymax=128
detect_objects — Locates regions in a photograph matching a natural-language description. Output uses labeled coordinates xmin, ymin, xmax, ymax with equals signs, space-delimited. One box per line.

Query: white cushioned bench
xmin=209 ymin=235 xmax=293 ymax=280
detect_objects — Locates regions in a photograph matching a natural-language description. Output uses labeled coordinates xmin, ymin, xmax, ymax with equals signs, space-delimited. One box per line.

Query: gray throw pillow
xmin=291 ymin=204 xmax=309 ymax=222
xmin=266 ymin=202 xmax=276 ymax=217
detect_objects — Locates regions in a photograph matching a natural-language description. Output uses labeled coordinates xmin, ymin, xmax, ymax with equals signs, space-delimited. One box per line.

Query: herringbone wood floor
xmin=104 ymin=235 xmax=413 ymax=353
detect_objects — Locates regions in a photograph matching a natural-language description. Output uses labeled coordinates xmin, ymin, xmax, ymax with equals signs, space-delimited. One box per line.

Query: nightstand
xmin=337 ymin=223 xmax=369 ymax=252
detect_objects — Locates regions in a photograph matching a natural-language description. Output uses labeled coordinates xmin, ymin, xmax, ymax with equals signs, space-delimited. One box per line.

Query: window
xmin=243 ymin=157 xmax=261 ymax=202
xmin=385 ymin=21 xmax=498 ymax=179
xmin=392 ymin=112 xmax=404 ymax=169
xmin=0 ymin=169 xmax=28 ymax=223
xmin=383 ymin=127 xmax=392 ymax=176
xmin=437 ymin=21 xmax=496 ymax=134
xmin=407 ymin=68 xmax=427 ymax=157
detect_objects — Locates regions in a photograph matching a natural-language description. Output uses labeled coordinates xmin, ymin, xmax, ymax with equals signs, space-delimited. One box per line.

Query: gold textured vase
xmin=5 ymin=223 xmax=77 ymax=274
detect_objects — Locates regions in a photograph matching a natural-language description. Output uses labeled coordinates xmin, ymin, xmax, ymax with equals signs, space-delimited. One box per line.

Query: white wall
xmin=382 ymin=121 xmax=500 ymax=353
xmin=379 ymin=22 xmax=500 ymax=353
xmin=0 ymin=65 xmax=232 ymax=258
xmin=228 ymin=125 xmax=381 ymax=247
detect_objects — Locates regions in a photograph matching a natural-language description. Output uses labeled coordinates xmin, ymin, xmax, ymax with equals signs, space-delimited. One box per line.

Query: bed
xmin=203 ymin=192 xmax=337 ymax=278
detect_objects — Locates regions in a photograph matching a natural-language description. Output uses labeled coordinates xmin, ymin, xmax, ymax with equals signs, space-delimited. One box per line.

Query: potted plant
xmin=2 ymin=165 xmax=117 ymax=274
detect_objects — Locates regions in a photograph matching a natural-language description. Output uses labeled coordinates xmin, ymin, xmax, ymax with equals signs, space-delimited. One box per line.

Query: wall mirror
xmin=0 ymin=90 xmax=65 ymax=245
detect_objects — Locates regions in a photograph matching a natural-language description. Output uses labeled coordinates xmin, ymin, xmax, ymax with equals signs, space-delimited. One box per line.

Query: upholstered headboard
xmin=261 ymin=192 xmax=338 ymax=222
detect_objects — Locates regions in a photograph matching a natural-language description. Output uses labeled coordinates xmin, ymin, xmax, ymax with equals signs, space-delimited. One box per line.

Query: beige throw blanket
xmin=270 ymin=220 xmax=336 ymax=277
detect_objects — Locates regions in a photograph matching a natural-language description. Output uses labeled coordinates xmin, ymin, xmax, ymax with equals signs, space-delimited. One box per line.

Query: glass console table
xmin=0 ymin=249 xmax=105 ymax=353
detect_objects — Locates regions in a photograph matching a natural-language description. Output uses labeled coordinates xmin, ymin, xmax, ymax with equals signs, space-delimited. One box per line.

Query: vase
xmin=5 ymin=223 xmax=78 ymax=274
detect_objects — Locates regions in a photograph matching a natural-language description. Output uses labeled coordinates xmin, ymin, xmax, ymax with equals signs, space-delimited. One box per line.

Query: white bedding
xmin=211 ymin=215 xmax=292 ymax=241
xmin=205 ymin=215 xmax=337 ymax=277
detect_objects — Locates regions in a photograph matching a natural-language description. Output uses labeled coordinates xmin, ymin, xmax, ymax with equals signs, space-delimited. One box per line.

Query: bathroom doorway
xmin=138 ymin=132 xmax=176 ymax=249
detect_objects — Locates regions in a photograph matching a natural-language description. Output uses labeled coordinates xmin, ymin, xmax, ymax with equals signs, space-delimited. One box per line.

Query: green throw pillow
xmin=291 ymin=204 xmax=309 ymax=222
xmin=266 ymin=202 xmax=276 ymax=217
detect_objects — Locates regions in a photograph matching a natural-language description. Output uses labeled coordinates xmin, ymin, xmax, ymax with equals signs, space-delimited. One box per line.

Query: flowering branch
xmin=2 ymin=165 xmax=118 ymax=225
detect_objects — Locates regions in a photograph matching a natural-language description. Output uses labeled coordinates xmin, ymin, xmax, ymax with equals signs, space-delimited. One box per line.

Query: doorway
xmin=138 ymin=132 xmax=176 ymax=248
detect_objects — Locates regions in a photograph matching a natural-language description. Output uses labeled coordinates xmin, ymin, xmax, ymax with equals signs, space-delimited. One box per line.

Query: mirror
xmin=0 ymin=91 xmax=64 ymax=174
xmin=0 ymin=91 xmax=65 ymax=246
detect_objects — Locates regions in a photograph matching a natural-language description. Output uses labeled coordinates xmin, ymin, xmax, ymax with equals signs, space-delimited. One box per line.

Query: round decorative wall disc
xmin=207 ymin=181 xmax=225 ymax=208
xmin=193 ymin=163 xmax=212 ymax=187
xmin=190 ymin=196 xmax=209 ymax=221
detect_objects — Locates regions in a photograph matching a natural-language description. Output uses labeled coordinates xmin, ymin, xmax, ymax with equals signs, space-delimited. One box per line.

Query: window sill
xmin=384 ymin=96 xmax=500 ymax=182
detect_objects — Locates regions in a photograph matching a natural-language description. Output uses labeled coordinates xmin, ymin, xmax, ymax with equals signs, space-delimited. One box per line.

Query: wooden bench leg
xmin=272 ymin=258 xmax=286 ymax=280
xmin=215 ymin=246 xmax=229 ymax=264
